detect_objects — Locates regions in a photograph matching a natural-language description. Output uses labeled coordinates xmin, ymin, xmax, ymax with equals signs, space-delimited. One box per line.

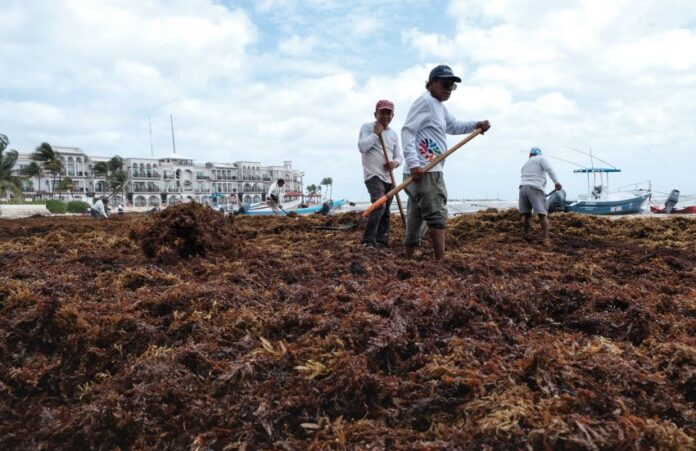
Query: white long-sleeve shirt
xmin=91 ymin=199 xmax=108 ymax=217
xmin=520 ymin=156 xmax=559 ymax=190
xmin=267 ymin=181 xmax=283 ymax=203
xmin=357 ymin=123 xmax=403 ymax=183
xmin=401 ymin=91 xmax=477 ymax=174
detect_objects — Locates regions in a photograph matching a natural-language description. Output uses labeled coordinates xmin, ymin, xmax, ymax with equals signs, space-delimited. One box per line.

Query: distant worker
xmin=519 ymin=147 xmax=562 ymax=242
xmin=267 ymin=178 xmax=285 ymax=215
xmin=358 ymin=99 xmax=403 ymax=248
xmin=90 ymin=197 xmax=108 ymax=218
xmin=401 ymin=64 xmax=491 ymax=261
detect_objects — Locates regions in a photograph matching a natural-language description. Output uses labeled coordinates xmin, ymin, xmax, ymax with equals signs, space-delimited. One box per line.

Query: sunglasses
xmin=440 ymin=79 xmax=458 ymax=90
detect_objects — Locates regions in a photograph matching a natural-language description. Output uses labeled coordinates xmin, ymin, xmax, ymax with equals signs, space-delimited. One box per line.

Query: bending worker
xmin=519 ymin=147 xmax=562 ymax=242
xmin=90 ymin=197 xmax=108 ymax=218
xmin=267 ymin=178 xmax=285 ymax=215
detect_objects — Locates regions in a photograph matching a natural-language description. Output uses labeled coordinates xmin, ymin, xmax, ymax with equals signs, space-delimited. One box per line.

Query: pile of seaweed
xmin=130 ymin=202 xmax=238 ymax=262
xmin=0 ymin=210 xmax=695 ymax=449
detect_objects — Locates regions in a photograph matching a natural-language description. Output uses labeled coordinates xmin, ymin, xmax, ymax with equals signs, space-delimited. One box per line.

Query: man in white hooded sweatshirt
xmin=401 ymin=65 xmax=490 ymax=261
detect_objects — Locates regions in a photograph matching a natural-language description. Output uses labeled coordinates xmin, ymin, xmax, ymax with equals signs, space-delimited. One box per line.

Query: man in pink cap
xmin=357 ymin=99 xmax=403 ymax=248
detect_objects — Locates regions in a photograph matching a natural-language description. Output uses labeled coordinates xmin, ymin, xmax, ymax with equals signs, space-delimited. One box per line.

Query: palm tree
xmin=107 ymin=155 xmax=124 ymax=173
xmin=31 ymin=142 xmax=63 ymax=198
xmin=320 ymin=177 xmax=333 ymax=200
xmin=306 ymin=184 xmax=319 ymax=204
xmin=57 ymin=176 xmax=75 ymax=200
xmin=20 ymin=162 xmax=43 ymax=195
xmin=0 ymin=136 xmax=22 ymax=200
xmin=109 ymin=169 xmax=128 ymax=203
xmin=93 ymin=161 xmax=109 ymax=197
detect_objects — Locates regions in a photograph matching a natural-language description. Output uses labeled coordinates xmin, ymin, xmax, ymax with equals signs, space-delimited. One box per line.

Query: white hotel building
xmin=13 ymin=146 xmax=304 ymax=209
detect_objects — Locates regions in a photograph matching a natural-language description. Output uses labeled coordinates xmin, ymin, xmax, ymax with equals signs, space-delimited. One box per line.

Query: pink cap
xmin=375 ymin=99 xmax=394 ymax=112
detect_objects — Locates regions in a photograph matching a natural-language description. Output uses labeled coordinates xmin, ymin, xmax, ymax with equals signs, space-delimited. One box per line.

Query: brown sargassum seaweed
xmin=1 ymin=205 xmax=695 ymax=449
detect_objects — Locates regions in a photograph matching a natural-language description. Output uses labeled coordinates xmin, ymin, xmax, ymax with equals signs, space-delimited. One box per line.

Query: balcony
xmin=131 ymin=171 xmax=160 ymax=179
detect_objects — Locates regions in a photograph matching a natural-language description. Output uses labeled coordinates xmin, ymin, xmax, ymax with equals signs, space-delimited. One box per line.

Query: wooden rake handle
xmin=378 ymin=131 xmax=406 ymax=224
xmin=362 ymin=128 xmax=483 ymax=218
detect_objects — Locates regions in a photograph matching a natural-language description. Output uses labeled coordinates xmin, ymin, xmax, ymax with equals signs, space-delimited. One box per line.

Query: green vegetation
xmin=0 ymin=133 xmax=23 ymax=200
xmin=320 ymin=177 xmax=333 ymax=199
xmin=31 ymin=142 xmax=63 ymax=198
xmin=45 ymin=199 xmax=67 ymax=214
xmin=95 ymin=155 xmax=128 ymax=200
xmin=20 ymin=162 xmax=43 ymax=194
xmin=66 ymin=200 xmax=89 ymax=213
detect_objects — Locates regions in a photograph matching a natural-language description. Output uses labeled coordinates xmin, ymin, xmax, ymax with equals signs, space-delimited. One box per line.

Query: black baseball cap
xmin=428 ymin=64 xmax=462 ymax=82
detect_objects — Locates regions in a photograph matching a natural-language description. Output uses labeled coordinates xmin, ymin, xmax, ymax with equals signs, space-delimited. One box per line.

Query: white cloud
xmin=278 ymin=35 xmax=320 ymax=57
xmin=1 ymin=0 xmax=695 ymax=201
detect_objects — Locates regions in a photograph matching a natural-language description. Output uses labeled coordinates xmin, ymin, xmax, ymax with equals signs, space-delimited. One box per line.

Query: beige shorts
xmin=519 ymin=185 xmax=548 ymax=215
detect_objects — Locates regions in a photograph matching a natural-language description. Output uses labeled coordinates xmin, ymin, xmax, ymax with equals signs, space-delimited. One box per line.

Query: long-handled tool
xmin=279 ymin=205 xmax=298 ymax=217
xmin=363 ymin=128 xmax=483 ymax=218
xmin=378 ymin=131 xmax=406 ymax=225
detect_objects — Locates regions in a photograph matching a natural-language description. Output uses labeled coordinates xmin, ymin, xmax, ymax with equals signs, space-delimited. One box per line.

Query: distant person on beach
xmin=401 ymin=64 xmax=491 ymax=261
xmin=267 ymin=178 xmax=285 ymax=215
xmin=90 ymin=197 xmax=108 ymax=218
xmin=519 ymin=147 xmax=562 ymax=241
xmin=358 ymin=99 xmax=403 ymax=248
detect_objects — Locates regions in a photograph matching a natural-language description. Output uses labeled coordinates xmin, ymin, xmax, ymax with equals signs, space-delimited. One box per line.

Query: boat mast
xmin=149 ymin=117 xmax=154 ymax=158
xmin=170 ymin=114 xmax=177 ymax=154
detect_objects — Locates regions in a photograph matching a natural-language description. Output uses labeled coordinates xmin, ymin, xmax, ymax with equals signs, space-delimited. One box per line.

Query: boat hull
xmin=650 ymin=205 xmax=696 ymax=214
xmin=567 ymin=193 xmax=651 ymax=215
xmin=243 ymin=199 xmax=346 ymax=216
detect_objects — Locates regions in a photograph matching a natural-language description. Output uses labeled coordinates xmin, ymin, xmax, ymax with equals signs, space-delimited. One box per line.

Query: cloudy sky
xmin=1 ymin=0 xmax=695 ymax=201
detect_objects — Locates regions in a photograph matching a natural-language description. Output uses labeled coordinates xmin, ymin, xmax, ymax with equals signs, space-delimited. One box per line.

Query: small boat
xmin=649 ymin=189 xmax=696 ymax=214
xmin=242 ymin=199 xmax=346 ymax=216
xmin=564 ymin=168 xmax=652 ymax=215
xmin=650 ymin=205 xmax=696 ymax=214
xmin=247 ymin=199 xmax=302 ymax=211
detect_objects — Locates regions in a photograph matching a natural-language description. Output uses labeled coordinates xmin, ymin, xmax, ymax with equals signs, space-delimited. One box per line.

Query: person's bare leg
xmin=522 ymin=213 xmax=531 ymax=239
xmin=540 ymin=214 xmax=549 ymax=241
xmin=429 ymin=228 xmax=446 ymax=261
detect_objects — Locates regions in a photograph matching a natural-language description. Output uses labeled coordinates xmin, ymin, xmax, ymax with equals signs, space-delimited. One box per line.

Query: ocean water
xmin=342 ymin=194 xmax=696 ymax=216
xmin=343 ymin=199 xmax=517 ymax=216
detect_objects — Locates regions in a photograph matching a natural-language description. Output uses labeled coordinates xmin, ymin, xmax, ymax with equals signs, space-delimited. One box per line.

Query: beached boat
xmin=242 ymin=199 xmax=346 ymax=216
xmin=247 ymin=199 xmax=302 ymax=211
xmin=649 ymin=189 xmax=696 ymax=214
xmin=650 ymin=205 xmax=696 ymax=214
xmin=564 ymin=168 xmax=651 ymax=215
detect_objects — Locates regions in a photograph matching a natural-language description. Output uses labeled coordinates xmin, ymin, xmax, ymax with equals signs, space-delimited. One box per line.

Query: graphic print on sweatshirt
xmin=418 ymin=138 xmax=442 ymax=161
